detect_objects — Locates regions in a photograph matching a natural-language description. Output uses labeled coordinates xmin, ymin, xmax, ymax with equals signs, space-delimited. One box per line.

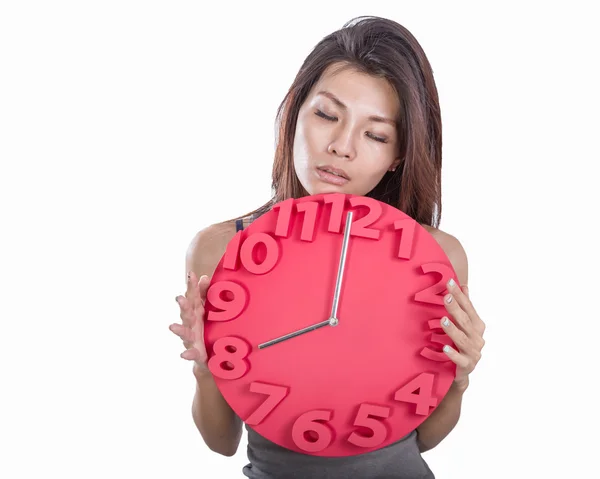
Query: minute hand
xmin=257 ymin=211 xmax=353 ymax=350
xmin=329 ymin=211 xmax=353 ymax=325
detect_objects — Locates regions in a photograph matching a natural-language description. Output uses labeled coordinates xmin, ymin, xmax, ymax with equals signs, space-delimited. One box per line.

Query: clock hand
xmin=258 ymin=211 xmax=353 ymax=350
xmin=257 ymin=318 xmax=332 ymax=349
xmin=329 ymin=210 xmax=353 ymax=325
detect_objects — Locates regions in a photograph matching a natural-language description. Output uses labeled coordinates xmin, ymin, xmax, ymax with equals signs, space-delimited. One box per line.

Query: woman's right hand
xmin=170 ymin=271 xmax=211 ymax=374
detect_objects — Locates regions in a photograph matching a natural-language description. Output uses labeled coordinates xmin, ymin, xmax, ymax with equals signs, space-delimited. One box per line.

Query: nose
xmin=327 ymin=127 xmax=356 ymax=160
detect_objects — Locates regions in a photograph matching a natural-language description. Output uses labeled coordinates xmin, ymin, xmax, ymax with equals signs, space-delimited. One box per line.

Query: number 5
xmin=347 ymin=403 xmax=390 ymax=448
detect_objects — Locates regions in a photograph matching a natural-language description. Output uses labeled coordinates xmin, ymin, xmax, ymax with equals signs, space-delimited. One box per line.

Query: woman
xmin=170 ymin=15 xmax=486 ymax=478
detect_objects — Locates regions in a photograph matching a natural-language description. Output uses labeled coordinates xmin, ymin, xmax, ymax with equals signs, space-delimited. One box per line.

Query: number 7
xmin=245 ymin=382 xmax=289 ymax=425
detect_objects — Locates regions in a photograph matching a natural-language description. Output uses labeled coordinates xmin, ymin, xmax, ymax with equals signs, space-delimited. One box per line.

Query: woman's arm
xmin=186 ymin=223 xmax=244 ymax=456
xmin=416 ymin=230 xmax=472 ymax=452
xmin=416 ymin=378 xmax=468 ymax=452
xmin=192 ymin=364 xmax=243 ymax=456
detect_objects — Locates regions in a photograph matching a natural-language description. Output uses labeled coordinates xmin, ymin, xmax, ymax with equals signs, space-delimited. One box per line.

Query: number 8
xmin=207 ymin=336 xmax=251 ymax=380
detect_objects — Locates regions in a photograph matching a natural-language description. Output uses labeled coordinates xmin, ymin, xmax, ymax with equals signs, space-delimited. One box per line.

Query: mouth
xmin=317 ymin=165 xmax=349 ymax=180
xmin=315 ymin=165 xmax=350 ymax=186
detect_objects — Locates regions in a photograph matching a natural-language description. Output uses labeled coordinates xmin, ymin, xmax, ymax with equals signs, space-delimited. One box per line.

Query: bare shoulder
xmin=184 ymin=220 xmax=238 ymax=282
xmin=420 ymin=224 xmax=469 ymax=286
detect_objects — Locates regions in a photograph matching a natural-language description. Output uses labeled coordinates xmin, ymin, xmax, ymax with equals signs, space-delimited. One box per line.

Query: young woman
xmin=170 ymin=15 xmax=486 ymax=478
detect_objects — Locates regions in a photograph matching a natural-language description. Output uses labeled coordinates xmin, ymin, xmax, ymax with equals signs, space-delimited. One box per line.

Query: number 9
xmin=206 ymin=280 xmax=248 ymax=322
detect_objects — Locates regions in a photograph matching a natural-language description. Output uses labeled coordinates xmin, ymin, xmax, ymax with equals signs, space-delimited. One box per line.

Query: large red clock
xmin=203 ymin=193 xmax=458 ymax=457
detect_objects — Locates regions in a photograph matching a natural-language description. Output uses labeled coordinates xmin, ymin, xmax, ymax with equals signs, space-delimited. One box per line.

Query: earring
xmin=389 ymin=159 xmax=403 ymax=172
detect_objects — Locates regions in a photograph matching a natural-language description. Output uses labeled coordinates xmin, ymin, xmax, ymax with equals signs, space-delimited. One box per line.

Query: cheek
xmin=293 ymin=118 xmax=320 ymax=167
xmin=362 ymin=155 xmax=389 ymax=175
xmin=292 ymin=128 xmax=309 ymax=171
xmin=353 ymin=162 xmax=391 ymax=193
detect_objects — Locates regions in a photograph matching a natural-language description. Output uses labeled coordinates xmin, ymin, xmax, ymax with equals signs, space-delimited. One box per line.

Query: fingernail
xmin=442 ymin=317 xmax=450 ymax=327
xmin=445 ymin=294 xmax=453 ymax=303
xmin=447 ymin=278 xmax=455 ymax=288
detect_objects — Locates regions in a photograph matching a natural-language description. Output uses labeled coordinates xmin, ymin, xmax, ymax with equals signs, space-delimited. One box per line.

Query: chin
xmin=305 ymin=182 xmax=348 ymax=196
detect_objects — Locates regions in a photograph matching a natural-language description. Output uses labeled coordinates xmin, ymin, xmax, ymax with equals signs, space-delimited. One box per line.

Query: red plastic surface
xmin=204 ymin=193 xmax=457 ymax=456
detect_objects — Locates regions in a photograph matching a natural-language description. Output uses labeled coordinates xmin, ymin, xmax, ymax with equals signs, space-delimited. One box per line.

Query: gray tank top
xmin=235 ymin=215 xmax=435 ymax=478
xmin=242 ymin=425 xmax=435 ymax=478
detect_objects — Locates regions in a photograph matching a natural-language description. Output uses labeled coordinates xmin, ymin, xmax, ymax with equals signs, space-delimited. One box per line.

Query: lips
xmin=315 ymin=166 xmax=350 ymax=186
xmin=317 ymin=165 xmax=349 ymax=180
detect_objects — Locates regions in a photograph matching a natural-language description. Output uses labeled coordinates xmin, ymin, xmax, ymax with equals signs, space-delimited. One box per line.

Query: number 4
xmin=393 ymin=373 xmax=438 ymax=415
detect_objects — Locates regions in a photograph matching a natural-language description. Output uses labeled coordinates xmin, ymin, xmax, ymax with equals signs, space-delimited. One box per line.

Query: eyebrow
xmin=316 ymin=90 xmax=397 ymax=126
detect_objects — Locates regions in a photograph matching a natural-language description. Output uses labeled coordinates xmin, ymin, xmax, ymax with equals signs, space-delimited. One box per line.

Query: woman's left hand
xmin=440 ymin=279 xmax=486 ymax=389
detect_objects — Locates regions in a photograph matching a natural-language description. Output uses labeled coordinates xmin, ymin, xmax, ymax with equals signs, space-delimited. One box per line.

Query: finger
xmin=447 ymin=279 xmax=480 ymax=324
xmin=442 ymin=344 xmax=471 ymax=370
xmin=449 ymin=282 xmax=486 ymax=337
xmin=475 ymin=334 xmax=486 ymax=351
xmin=198 ymin=275 xmax=210 ymax=303
xmin=180 ymin=348 xmax=202 ymax=361
xmin=443 ymin=292 xmax=472 ymax=334
xmin=477 ymin=319 xmax=487 ymax=337
xmin=176 ymin=295 xmax=196 ymax=327
xmin=169 ymin=323 xmax=194 ymax=346
xmin=440 ymin=316 xmax=471 ymax=353
xmin=169 ymin=323 xmax=191 ymax=348
xmin=186 ymin=271 xmax=198 ymax=304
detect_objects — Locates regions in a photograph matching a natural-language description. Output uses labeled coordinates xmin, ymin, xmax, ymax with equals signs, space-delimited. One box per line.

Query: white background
xmin=1 ymin=1 xmax=599 ymax=478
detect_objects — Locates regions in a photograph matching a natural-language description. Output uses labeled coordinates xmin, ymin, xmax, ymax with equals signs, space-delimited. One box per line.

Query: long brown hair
xmin=236 ymin=15 xmax=443 ymax=228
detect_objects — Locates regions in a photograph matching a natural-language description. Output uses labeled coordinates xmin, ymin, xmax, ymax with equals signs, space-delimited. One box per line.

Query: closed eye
xmin=366 ymin=132 xmax=388 ymax=143
xmin=315 ymin=109 xmax=337 ymax=121
xmin=315 ymin=110 xmax=388 ymax=144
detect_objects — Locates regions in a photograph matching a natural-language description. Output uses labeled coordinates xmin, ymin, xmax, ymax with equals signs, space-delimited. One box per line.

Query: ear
xmin=388 ymin=157 xmax=403 ymax=172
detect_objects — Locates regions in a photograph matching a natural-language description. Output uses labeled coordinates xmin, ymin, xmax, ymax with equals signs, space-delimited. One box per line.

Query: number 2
xmin=414 ymin=262 xmax=455 ymax=305
xmin=348 ymin=196 xmax=382 ymax=239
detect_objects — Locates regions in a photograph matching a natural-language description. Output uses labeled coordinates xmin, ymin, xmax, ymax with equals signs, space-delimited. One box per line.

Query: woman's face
xmin=293 ymin=63 xmax=402 ymax=196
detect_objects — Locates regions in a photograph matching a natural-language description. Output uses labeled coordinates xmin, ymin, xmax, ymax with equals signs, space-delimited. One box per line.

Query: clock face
xmin=204 ymin=193 xmax=457 ymax=457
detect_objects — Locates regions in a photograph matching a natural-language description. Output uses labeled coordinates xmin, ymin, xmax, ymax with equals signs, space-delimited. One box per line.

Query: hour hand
xmin=258 ymin=318 xmax=335 ymax=349
xmin=258 ymin=211 xmax=353 ymax=350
